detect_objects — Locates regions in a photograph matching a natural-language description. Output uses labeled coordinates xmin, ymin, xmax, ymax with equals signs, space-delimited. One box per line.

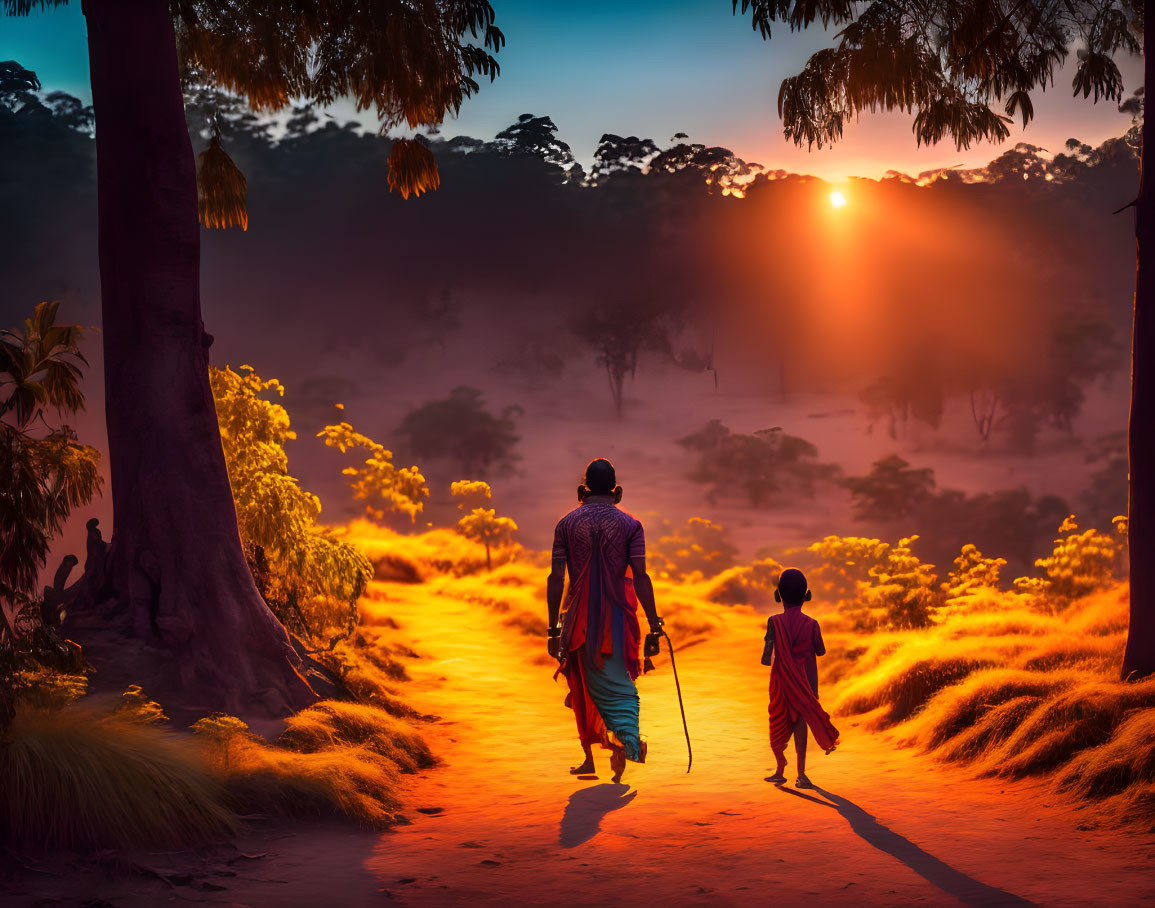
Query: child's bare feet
xmin=610 ymin=747 xmax=626 ymax=783
xmin=795 ymin=773 xmax=815 ymax=789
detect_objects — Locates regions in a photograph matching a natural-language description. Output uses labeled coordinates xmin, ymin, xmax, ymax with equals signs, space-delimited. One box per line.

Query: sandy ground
xmin=5 ymin=581 xmax=1155 ymax=907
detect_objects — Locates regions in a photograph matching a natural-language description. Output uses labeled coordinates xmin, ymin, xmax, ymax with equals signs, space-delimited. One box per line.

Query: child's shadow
xmin=775 ymin=784 xmax=1037 ymax=907
xmin=558 ymin=783 xmax=637 ymax=848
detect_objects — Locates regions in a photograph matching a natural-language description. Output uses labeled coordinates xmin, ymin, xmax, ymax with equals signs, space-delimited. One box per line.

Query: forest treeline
xmin=0 ymin=63 xmax=1139 ymax=453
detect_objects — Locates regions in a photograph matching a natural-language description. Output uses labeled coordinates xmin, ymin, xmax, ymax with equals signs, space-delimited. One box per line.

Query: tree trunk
xmin=1122 ymin=1 xmax=1155 ymax=681
xmin=81 ymin=1 xmax=316 ymax=719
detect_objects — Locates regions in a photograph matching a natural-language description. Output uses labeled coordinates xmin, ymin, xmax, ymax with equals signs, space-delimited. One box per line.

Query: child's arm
xmin=813 ymin=620 xmax=826 ymax=657
xmin=761 ymin=617 xmax=774 ymax=666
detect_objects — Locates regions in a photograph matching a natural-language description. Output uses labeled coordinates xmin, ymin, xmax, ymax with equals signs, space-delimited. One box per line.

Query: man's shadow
xmin=559 ymin=783 xmax=637 ymax=848
xmin=775 ymin=784 xmax=1037 ymax=907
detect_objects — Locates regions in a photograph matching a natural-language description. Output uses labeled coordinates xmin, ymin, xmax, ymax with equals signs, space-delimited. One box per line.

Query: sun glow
xmin=829 ymin=191 xmax=847 ymax=208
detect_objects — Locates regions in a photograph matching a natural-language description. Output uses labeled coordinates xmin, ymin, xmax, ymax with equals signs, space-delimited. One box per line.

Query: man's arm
xmin=547 ymin=523 xmax=566 ymax=629
xmin=628 ymin=521 xmax=661 ymax=629
xmin=630 ymin=557 xmax=661 ymax=629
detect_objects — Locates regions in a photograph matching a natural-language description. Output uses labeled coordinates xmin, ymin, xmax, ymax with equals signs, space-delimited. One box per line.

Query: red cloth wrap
xmin=768 ymin=611 xmax=840 ymax=753
xmin=556 ymin=566 xmax=642 ymax=748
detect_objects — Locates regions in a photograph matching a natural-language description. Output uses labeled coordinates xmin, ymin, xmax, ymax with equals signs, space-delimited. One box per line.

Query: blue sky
xmin=2 ymin=1 xmax=1140 ymax=178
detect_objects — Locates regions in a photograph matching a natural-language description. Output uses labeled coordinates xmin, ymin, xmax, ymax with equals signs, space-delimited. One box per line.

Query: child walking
xmin=762 ymin=568 xmax=839 ymax=788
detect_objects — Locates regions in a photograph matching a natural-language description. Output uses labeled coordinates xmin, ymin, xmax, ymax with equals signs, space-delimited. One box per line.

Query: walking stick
xmin=660 ymin=630 xmax=692 ymax=773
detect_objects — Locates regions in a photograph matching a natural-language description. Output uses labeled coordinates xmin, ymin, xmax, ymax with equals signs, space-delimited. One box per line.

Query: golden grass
xmin=220 ymin=741 xmax=404 ymax=826
xmin=0 ymin=706 xmax=236 ymax=850
xmin=280 ymin=701 xmax=434 ymax=773
xmin=821 ymin=583 xmax=1155 ymax=829
xmin=203 ymin=701 xmax=433 ymax=829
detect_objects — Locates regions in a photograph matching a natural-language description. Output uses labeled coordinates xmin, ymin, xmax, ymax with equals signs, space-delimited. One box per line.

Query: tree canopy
xmin=734 ymin=0 xmax=1140 ymax=150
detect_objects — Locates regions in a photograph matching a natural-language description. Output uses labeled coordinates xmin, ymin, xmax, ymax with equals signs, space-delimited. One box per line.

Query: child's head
xmin=775 ymin=568 xmax=811 ymax=607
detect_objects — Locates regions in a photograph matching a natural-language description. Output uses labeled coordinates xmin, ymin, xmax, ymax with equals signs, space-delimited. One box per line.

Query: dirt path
xmin=362 ymin=582 xmax=1155 ymax=907
xmin=6 ymin=582 xmax=1154 ymax=908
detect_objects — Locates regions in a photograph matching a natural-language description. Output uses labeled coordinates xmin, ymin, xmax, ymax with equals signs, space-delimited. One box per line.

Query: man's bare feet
xmin=610 ymin=747 xmax=626 ymax=783
xmin=569 ymin=757 xmax=595 ymax=775
xmin=767 ymin=758 xmax=787 ymax=784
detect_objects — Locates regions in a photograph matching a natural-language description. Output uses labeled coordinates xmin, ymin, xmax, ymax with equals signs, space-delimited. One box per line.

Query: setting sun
xmin=830 ymin=191 xmax=847 ymax=208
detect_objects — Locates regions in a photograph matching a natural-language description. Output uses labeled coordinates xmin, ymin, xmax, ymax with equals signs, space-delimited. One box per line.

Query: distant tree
xmin=679 ymin=420 xmax=839 ymax=506
xmin=398 ymin=387 xmax=521 ymax=477
xmin=970 ymin=315 xmax=1121 ymax=452
xmin=451 ymin=481 xmax=517 ymax=569
xmin=860 ymin=369 xmax=946 ymax=440
xmin=3 ymin=1 xmax=504 ymax=719
xmin=732 ymin=0 xmax=1151 ymax=677
xmin=571 ymin=300 xmax=673 ymax=418
xmin=491 ymin=113 xmax=576 ymax=172
xmin=842 ymin=455 xmax=1070 ymax=574
xmin=590 ymin=133 xmax=660 ymax=183
xmin=317 ymin=421 xmax=429 ymax=522
xmin=211 ymin=366 xmax=372 ymax=642
xmin=648 ymin=135 xmax=761 ymax=195
xmin=842 ymin=455 xmax=936 ymax=523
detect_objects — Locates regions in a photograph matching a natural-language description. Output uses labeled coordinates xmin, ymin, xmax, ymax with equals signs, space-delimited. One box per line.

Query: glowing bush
xmin=1014 ymin=515 xmax=1127 ymax=603
xmin=945 ymin=544 xmax=1007 ymax=597
xmin=211 ymin=366 xmax=373 ymax=639
xmin=318 ymin=420 xmax=429 ymax=522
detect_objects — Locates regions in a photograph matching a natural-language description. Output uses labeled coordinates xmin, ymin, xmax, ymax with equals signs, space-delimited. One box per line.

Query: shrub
xmin=945 ymin=544 xmax=1006 ymax=597
xmin=1014 ymin=515 xmax=1127 ymax=603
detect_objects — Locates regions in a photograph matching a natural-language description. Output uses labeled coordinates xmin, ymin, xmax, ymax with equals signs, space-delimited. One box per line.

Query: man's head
xmin=775 ymin=568 xmax=811 ymax=606
xmin=578 ymin=458 xmax=622 ymax=503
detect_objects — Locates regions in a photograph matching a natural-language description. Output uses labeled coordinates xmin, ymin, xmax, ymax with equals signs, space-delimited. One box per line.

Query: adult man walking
xmin=547 ymin=459 xmax=662 ymax=783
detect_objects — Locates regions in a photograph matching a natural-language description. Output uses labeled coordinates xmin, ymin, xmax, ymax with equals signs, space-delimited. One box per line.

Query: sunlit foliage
xmin=450 ymin=479 xmax=493 ymax=510
xmin=211 ymin=365 xmax=372 ymax=639
xmin=1014 ymin=515 xmax=1128 ymax=604
xmin=317 ymin=420 xmax=429 ymax=522
xmin=449 ymin=479 xmax=517 ymax=570
xmin=945 ymin=544 xmax=1007 ymax=597
xmin=808 ymin=534 xmax=940 ymax=628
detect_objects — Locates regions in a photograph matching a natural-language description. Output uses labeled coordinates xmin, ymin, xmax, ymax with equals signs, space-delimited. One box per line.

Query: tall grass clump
xmin=0 ymin=706 xmax=236 ymax=850
xmin=196 ymin=701 xmax=433 ymax=828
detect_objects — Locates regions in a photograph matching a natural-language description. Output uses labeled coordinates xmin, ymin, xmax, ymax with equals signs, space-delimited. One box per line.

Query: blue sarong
xmin=579 ymin=608 xmax=641 ymax=761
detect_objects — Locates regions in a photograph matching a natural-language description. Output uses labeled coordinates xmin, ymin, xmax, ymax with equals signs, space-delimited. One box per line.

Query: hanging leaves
xmin=196 ymin=133 xmax=248 ymax=230
xmin=387 ymin=138 xmax=441 ymax=200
